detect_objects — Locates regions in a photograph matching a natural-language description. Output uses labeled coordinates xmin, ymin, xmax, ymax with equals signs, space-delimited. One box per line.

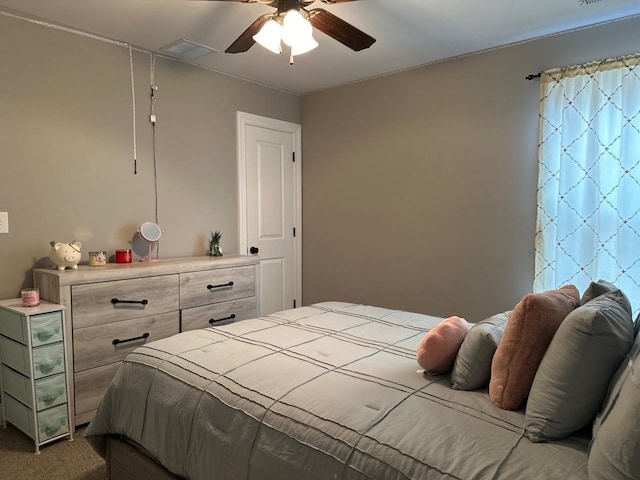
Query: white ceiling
xmin=2 ymin=0 xmax=640 ymax=95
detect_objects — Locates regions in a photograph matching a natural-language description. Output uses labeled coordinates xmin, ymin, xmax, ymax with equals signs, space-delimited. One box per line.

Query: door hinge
xmin=293 ymin=227 xmax=296 ymax=237
xmin=292 ymin=152 xmax=296 ymax=163
xmin=293 ymin=299 xmax=297 ymax=308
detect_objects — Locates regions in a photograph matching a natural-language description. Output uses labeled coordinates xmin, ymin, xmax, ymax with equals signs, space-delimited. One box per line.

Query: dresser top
xmin=33 ymin=255 xmax=259 ymax=286
xmin=0 ymin=298 xmax=66 ymax=315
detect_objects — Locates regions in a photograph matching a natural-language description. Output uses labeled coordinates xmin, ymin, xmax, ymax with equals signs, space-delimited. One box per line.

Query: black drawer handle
xmin=209 ymin=314 xmax=236 ymax=325
xmin=112 ymin=332 xmax=150 ymax=345
xmin=207 ymin=282 xmax=234 ymax=290
xmin=111 ymin=298 xmax=149 ymax=306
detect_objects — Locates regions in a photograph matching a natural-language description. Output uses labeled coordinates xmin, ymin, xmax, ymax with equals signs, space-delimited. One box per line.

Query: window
xmin=534 ymin=54 xmax=640 ymax=314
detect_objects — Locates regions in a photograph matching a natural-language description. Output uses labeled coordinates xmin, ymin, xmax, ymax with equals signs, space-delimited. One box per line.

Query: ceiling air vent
xmin=160 ymin=39 xmax=218 ymax=59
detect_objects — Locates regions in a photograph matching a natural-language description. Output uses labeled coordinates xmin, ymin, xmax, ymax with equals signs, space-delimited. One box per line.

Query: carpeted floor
xmin=0 ymin=423 xmax=106 ymax=480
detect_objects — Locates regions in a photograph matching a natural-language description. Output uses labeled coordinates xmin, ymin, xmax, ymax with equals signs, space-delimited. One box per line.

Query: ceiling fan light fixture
xmin=224 ymin=0 xmax=376 ymax=56
xmin=253 ymin=19 xmax=283 ymax=54
xmin=290 ymin=34 xmax=318 ymax=56
xmin=281 ymin=9 xmax=313 ymax=48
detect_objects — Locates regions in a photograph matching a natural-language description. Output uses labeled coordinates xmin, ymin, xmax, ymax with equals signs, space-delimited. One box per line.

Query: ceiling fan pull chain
xmin=290 ymin=52 xmax=294 ymax=65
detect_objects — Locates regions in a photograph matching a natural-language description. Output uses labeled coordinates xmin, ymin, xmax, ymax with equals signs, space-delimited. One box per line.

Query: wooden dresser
xmin=33 ymin=255 xmax=259 ymax=429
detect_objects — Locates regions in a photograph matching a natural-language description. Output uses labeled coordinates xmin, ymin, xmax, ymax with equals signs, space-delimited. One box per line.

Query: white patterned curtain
xmin=534 ymin=53 xmax=640 ymax=314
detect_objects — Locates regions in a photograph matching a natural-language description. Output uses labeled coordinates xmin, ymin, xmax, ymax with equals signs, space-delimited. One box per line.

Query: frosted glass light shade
xmin=253 ymin=10 xmax=317 ymax=57
xmin=291 ymin=34 xmax=318 ymax=55
xmin=281 ymin=10 xmax=312 ymax=47
xmin=253 ymin=20 xmax=282 ymax=54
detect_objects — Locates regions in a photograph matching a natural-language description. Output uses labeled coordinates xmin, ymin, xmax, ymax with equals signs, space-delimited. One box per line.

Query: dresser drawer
xmin=31 ymin=311 xmax=64 ymax=347
xmin=0 ymin=308 xmax=28 ymax=343
xmin=181 ymin=297 xmax=257 ymax=332
xmin=0 ymin=335 xmax=28 ymax=373
xmin=36 ymin=373 xmax=68 ymax=410
xmin=74 ymin=363 xmax=121 ymax=416
xmin=72 ymin=275 xmax=179 ymax=329
xmin=33 ymin=342 xmax=65 ymax=379
xmin=1 ymin=337 xmax=64 ymax=379
xmin=180 ymin=265 xmax=256 ymax=309
xmin=38 ymin=403 xmax=70 ymax=442
xmin=73 ymin=311 xmax=179 ymax=372
xmin=0 ymin=310 xmax=62 ymax=347
xmin=2 ymin=365 xmax=67 ymax=411
xmin=4 ymin=394 xmax=69 ymax=443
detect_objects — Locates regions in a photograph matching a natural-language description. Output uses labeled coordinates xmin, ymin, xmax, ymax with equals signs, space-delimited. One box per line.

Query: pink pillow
xmin=489 ymin=285 xmax=580 ymax=410
xmin=417 ymin=316 xmax=471 ymax=374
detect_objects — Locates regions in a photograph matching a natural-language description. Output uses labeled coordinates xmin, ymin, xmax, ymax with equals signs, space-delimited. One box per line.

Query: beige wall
xmin=2 ymin=11 xmax=640 ymax=320
xmin=300 ymin=16 xmax=640 ymax=322
xmin=0 ymin=14 xmax=300 ymax=299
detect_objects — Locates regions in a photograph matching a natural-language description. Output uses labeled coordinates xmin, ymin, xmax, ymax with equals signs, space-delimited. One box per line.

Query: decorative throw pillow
xmin=580 ymin=279 xmax=619 ymax=305
xmin=417 ymin=316 xmax=470 ymax=375
xmin=489 ymin=285 xmax=579 ymax=410
xmin=450 ymin=311 xmax=511 ymax=391
xmin=588 ymin=335 xmax=640 ymax=479
xmin=524 ymin=288 xmax=634 ymax=442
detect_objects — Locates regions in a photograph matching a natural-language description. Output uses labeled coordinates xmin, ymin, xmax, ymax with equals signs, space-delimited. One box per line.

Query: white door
xmin=237 ymin=112 xmax=301 ymax=316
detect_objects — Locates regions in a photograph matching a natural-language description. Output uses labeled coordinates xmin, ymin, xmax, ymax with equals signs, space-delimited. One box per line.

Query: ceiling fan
xmin=205 ymin=0 xmax=376 ymax=55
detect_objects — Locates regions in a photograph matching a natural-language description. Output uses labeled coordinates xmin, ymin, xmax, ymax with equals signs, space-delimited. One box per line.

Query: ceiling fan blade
xmin=308 ymin=8 xmax=375 ymax=51
xmin=225 ymin=14 xmax=271 ymax=53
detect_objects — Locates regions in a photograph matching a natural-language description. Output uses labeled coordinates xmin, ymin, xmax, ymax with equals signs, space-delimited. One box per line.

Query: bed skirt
xmin=106 ymin=435 xmax=179 ymax=480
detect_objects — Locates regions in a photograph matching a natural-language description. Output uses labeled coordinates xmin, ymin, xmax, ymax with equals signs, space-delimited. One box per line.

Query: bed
xmin=85 ymin=302 xmax=592 ymax=479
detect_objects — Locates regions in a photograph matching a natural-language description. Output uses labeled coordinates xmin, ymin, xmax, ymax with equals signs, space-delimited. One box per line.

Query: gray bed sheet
xmin=85 ymin=302 xmax=589 ymax=480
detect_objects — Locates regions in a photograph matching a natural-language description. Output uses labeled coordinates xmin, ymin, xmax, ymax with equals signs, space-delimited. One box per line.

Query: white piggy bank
xmin=49 ymin=241 xmax=82 ymax=271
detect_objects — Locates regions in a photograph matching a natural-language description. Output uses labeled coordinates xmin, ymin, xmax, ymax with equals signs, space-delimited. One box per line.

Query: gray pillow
xmin=588 ymin=335 xmax=640 ymax=479
xmin=635 ymin=312 xmax=639 ymax=339
xmin=580 ymin=279 xmax=619 ymax=305
xmin=450 ymin=311 xmax=510 ymax=391
xmin=524 ymin=289 xmax=634 ymax=442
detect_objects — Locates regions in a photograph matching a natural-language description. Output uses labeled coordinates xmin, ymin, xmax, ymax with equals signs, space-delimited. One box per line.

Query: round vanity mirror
xmin=138 ymin=222 xmax=162 ymax=262
xmin=139 ymin=222 xmax=162 ymax=243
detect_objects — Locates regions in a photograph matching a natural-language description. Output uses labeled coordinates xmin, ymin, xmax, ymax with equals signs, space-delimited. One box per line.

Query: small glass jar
xmin=21 ymin=288 xmax=40 ymax=307
xmin=89 ymin=251 xmax=107 ymax=266
xmin=115 ymin=249 xmax=132 ymax=264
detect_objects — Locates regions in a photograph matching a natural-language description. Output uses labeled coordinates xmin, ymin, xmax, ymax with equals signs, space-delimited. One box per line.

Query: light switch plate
xmin=0 ymin=212 xmax=8 ymax=234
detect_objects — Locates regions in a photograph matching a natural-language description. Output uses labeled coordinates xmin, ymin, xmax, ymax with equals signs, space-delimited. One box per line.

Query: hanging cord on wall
xmin=129 ymin=44 xmax=137 ymax=174
xmin=150 ymin=54 xmax=160 ymax=258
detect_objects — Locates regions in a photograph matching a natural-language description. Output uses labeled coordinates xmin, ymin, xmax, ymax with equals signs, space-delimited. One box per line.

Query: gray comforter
xmin=85 ymin=302 xmax=589 ymax=479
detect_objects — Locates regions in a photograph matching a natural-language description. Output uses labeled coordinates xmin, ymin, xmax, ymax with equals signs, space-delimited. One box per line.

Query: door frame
xmin=237 ymin=111 xmax=302 ymax=314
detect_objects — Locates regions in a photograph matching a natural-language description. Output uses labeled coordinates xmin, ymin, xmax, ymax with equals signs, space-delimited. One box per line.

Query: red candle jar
xmin=115 ymin=249 xmax=132 ymax=263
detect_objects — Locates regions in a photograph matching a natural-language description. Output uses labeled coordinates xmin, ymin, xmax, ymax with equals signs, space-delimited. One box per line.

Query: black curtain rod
xmin=526 ymin=72 xmax=541 ymax=81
